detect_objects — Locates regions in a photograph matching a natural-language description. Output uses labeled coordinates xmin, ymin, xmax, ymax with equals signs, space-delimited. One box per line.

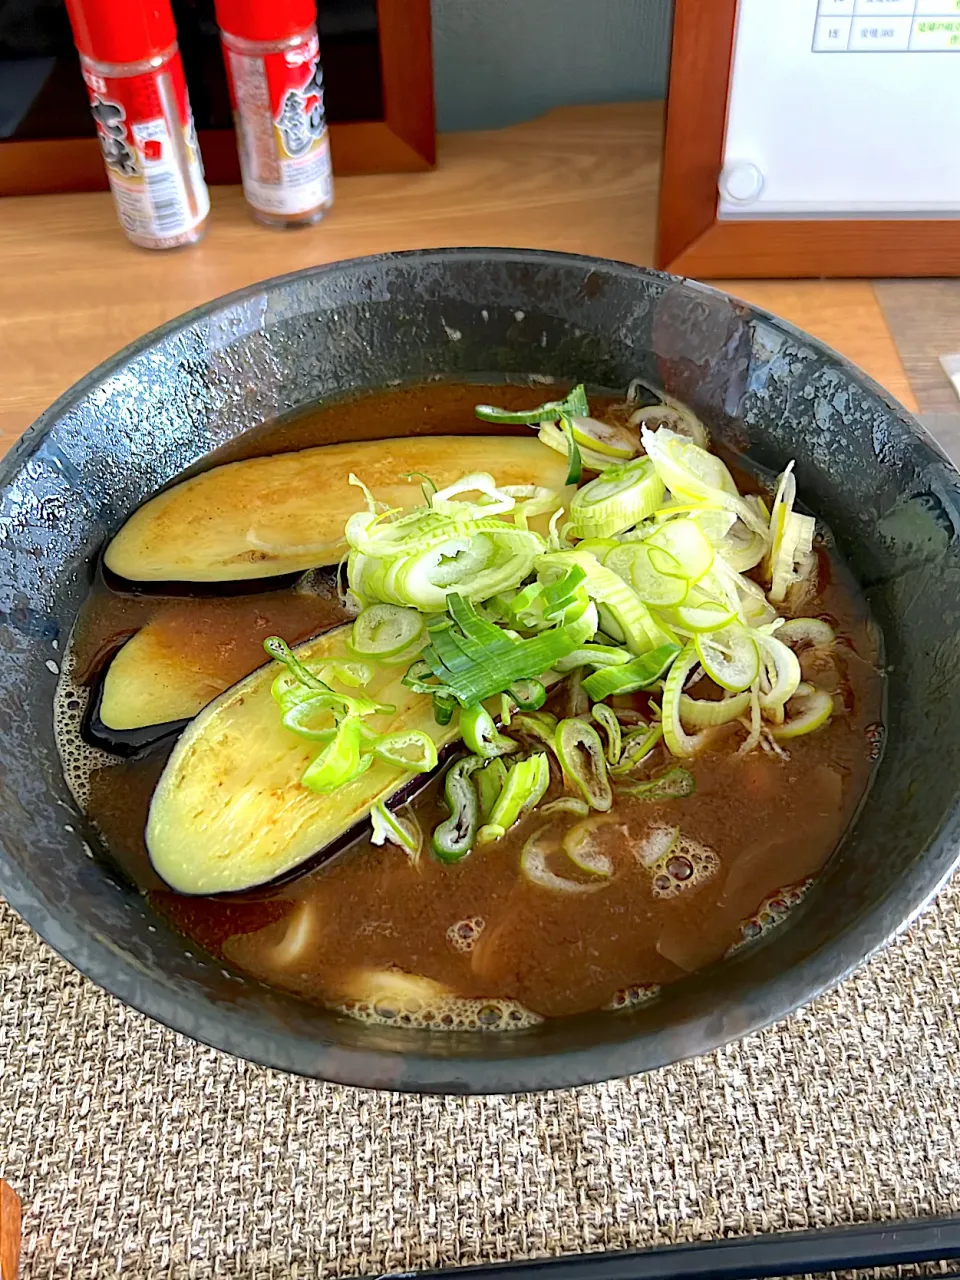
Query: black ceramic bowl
xmin=1 ymin=249 xmax=959 ymax=1094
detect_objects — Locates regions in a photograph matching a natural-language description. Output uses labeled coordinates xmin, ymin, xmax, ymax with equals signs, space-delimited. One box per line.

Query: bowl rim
xmin=2 ymin=245 xmax=958 ymax=1095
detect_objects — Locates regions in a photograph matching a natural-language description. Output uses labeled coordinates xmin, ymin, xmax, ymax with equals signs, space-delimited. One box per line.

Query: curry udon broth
xmin=56 ymin=382 xmax=883 ymax=1029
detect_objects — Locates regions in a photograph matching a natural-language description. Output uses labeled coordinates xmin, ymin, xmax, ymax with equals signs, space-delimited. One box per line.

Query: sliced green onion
xmin=461 ymin=704 xmax=519 ymax=759
xmin=278 ymin=694 xmax=339 ymax=741
xmin=709 ymin=559 xmax=779 ymax=629
xmin=504 ymin=581 xmax=549 ymax=629
xmin=477 ymin=389 xmax=592 ymax=485
xmin=739 ymin=681 xmax=763 ymax=756
xmin=509 ymin=711 xmax=559 ymax=752
xmin=520 ymin=826 xmax=605 ymax=894
xmin=679 ymin=689 xmax=752 ymax=728
xmin=661 ymin=643 xmax=716 ymax=758
xmin=567 ymin=415 xmax=639 ymax=460
xmin=432 ymin=692 xmax=456 ymax=725
xmin=381 ymin=636 xmax=436 ymax=668
xmin=370 ymin=729 xmax=438 ymax=773
xmin=695 ymin=626 xmax=760 ymax=692
xmin=557 ymin=417 xmax=583 ymax=485
xmin=762 ymin=463 xmax=795 ymax=589
xmin=627 ymin=384 xmax=709 ymax=448
xmin=279 ymin=686 xmax=395 ymax=737
xmin=562 ymin=817 xmax=616 ymax=877
xmin=541 ymin=419 xmax=623 ymax=479
xmin=696 ymin=562 xmax=746 ymax=627
xmin=400 ymin=470 xmax=438 ymax=504
xmin=548 ymin=506 xmax=572 ymax=549
xmin=563 ymin=667 xmax=590 ymax=719
xmin=504 ymin=578 xmax=577 ymax=633
xmin=555 ymin=718 xmax=612 ymax=811
xmin=605 ymin=542 xmax=688 ymax=608
xmin=569 ymin=456 xmax=664 ymax=539
xmin=400 ymin=657 xmax=436 ymax=691
xmin=508 ymin=678 xmax=547 ymax=710
xmin=672 ymin=597 xmax=737 ymax=634
xmin=347 ymin=505 xmax=545 ymax=612
xmin=642 ymin=425 xmax=739 ymax=497
xmin=770 ymin=683 xmax=834 ymax=740
xmin=350 ymin=604 xmax=425 ymax=658
xmin=431 ymin=471 xmax=517 ymax=517
xmin=619 ymin=765 xmax=696 ymax=800
xmin=432 ymin=757 xmax=484 ymax=862
xmin=479 ymin=752 xmax=550 ymax=841
xmin=773 ymin=512 xmax=816 ymax=605
xmin=757 ymin=633 xmax=802 ymax=721
xmin=591 ymin=703 xmax=622 ymax=764
xmin=264 ymin=635 xmax=327 ymax=691
xmin=540 ymin=563 xmax=589 ymax=614
xmin=371 ymin=800 xmax=423 ymax=862
xmin=501 ymin=485 xmax=562 ymax=530
xmin=716 ymin=520 xmax=768 ymax=573
xmin=474 ymin=384 xmax=589 ymax=425
xmin=538 ymin=549 xmax=672 ymax=655
xmin=762 ymin=464 xmax=817 ymax=604
xmin=582 ymin=643 xmax=680 ymax=700
xmin=686 ymin=506 xmax=736 ymax=543
xmin=644 ymin=517 xmax=715 ymax=583
xmin=301 ymin=716 xmax=373 ymax=793
xmin=539 ymin=796 xmax=590 ymax=818
xmin=295 ymin=659 xmax=374 ymax=689
xmin=611 ymin=722 xmax=664 ymax=775
xmin=641 ymin=426 xmax=767 ymax=533
xmin=576 ymin=537 xmax=619 ymax=558
xmin=552 ymin=643 xmax=630 ymax=673
xmin=475 ymin=757 xmax=509 ymax=822
xmin=422 ymin=592 xmax=596 ymax=707
xmin=776 ymin=617 xmax=835 ymax=651
xmin=635 ymin=824 xmax=681 ymax=866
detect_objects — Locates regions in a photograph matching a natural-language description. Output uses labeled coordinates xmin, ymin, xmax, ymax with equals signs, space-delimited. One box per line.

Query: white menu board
xmin=719 ymin=0 xmax=960 ymax=217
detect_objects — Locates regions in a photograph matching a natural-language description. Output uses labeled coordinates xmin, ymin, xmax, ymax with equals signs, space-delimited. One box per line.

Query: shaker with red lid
xmin=214 ymin=0 xmax=335 ymax=227
xmin=64 ymin=0 xmax=210 ymax=249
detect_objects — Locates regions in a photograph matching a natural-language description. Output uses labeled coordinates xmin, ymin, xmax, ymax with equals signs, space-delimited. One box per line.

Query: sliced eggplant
xmin=99 ymin=625 xmax=232 ymax=732
xmin=106 ymin=436 xmax=570 ymax=583
xmin=146 ymin=626 xmax=465 ymax=895
xmin=95 ymin=582 xmax=349 ymax=736
xmin=85 ymin=680 xmax=187 ymax=758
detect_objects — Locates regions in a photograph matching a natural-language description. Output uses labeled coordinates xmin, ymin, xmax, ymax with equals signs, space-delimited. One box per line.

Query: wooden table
xmin=0 ymin=102 xmax=926 ymax=448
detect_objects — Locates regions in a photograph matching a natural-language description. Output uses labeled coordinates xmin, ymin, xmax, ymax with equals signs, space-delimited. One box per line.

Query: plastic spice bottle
xmin=64 ymin=0 xmax=210 ymax=250
xmin=214 ymin=0 xmax=334 ymax=227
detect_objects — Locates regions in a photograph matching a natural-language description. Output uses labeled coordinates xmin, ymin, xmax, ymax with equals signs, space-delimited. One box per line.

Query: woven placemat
xmin=2 ymin=876 xmax=960 ymax=1280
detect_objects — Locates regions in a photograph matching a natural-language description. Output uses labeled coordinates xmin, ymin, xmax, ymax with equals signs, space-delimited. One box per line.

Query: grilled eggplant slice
xmin=146 ymin=626 xmax=463 ymax=895
xmin=106 ymin=436 xmax=569 ymax=583
xmin=97 ymin=582 xmax=348 ymax=734
xmin=99 ymin=625 xmax=231 ymax=732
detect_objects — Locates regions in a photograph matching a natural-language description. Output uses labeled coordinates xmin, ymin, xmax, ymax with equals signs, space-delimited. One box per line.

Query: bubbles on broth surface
xmin=649 ymin=836 xmax=719 ymax=900
xmin=446 ymin=916 xmax=485 ymax=954
xmin=604 ymin=983 xmax=660 ymax=1012
xmin=725 ymin=878 xmax=815 ymax=957
xmin=53 ymin=643 xmax=119 ymax=809
xmin=340 ymin=996 xmax=543 ymax=1032
xmin=334 ymin=966 xmax=542 ymax=1031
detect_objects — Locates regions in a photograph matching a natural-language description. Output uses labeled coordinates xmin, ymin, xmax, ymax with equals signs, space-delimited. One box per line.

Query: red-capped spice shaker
xmin=214 ymin=0 xmax=334 ymax=227
xmin=64 ymin=0 xmax=210 ymax=250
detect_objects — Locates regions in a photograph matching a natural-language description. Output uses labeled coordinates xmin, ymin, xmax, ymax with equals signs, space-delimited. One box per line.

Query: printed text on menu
xmin=814 ymin=0 xmax=960 ymax=50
